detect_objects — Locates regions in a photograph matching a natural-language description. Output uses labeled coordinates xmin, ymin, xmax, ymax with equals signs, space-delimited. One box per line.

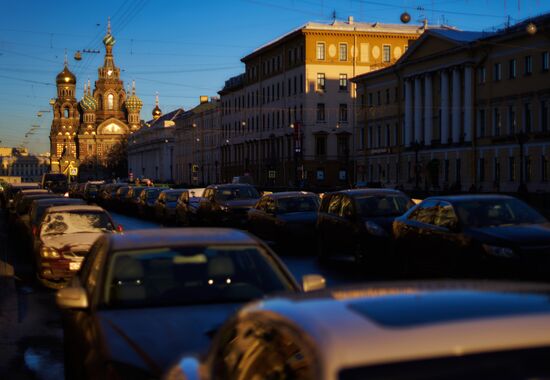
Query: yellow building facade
xmin=354 ymin=14 xmax=550 ymax=193
xmin=219 ymin=17 xmax=428 ymax=188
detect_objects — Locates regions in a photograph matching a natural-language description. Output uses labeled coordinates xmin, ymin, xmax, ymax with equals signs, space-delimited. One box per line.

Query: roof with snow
xmin=143 ymin=108 xmax=184 ymax=129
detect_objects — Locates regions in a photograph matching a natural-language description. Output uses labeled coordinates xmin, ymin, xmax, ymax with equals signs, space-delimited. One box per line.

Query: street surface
xmin=0 ymin=211 xmax=374 ymax=379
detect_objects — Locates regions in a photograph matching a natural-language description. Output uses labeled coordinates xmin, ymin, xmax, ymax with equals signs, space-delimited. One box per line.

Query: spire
xmin=152 ymin=92 xmax=162 ymax=119
xmin=107 ymin=16 xmax=111 ymax=35
xmin=64 ymin=49 xmax=68 ymax=67
xmin=132 ymin=80 xmax=136 ymax=95
xmin=155 ymin=92 xmax=159 ymax=106
xmin=87 ymin=79 xmax=91 ymax=95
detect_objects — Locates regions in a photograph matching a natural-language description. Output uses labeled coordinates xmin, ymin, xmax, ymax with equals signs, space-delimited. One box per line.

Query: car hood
xmin=40 ymin=232 xmax=104 ymax=251
xmin=466 ymin=224 xmax=550 ymax=246
xmin=278 ymin=211 xmax=318 ymax=224
xmin=220 ymin=199 xmax=258 ymax=209
xmin=98 ymin=303 xmax=242 ymax=374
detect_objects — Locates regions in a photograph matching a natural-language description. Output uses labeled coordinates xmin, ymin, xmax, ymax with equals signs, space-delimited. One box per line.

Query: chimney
xmin=199 ymin=95 xmax=208 ymax=104
xmin=348 ymin=16 xmax=354 ymax=25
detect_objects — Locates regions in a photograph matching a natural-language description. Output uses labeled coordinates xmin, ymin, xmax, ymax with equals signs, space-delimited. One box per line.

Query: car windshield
xmin=147 ymin=189 xmax=161 ymax=199
xmin=355 ymin=194 xmax=411 ymax=217
xmin=41 ymin=211 xmax=113 ymax=235
xmin=102 ymin=245 xmax=294 ymax=308
xmin=454 ymin=198 xmax=547 ymax=227
xmin=165 ymin=192 xmax=182 ymax=202
xmin=87 ymin=184 xmax=99 ymax=192
xmin=277 ymin=196 xmax=319 ymax=213
xmin=215 ymin=187 xmax=260 ymax=201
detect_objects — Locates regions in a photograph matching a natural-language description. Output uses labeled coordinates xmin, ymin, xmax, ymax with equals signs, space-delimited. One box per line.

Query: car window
xmin=41 ymin=211 xmax=113 ymax=235
xmin=276 ymin=196 xmax=319 ymax=213
xmin=434 ymin=202 xmax=458 ymax=229
xmin=101 ymin=245 xmax=295 ymax=308
xmin=355 ymin=194 xmax=411 ymax=217
xmin=85 ymin=241 xmax=109 ymax=300
xmin=409 ymin=200 xmax=439 ymax=225
xmin=453 ymin=198 xmax=547 ymax=227
xmin=340 ymin=196 xmax=354 ymax=218
xmin=327 ymin=194 xmax=342 ymax=215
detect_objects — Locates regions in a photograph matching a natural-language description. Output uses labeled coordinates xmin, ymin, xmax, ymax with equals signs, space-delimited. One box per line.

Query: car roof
xmin=266 ymin=191 xmax=317 ymax=199
xmin=43 ymin=205 xmax=106 ymax=213
xmin=160 ymin=189 xmax=183 ymax=193
xmin=329 ymin=188 xmax=406 ymax=197
xmin=425 ymin=194 xmax=517 ymax=203
xmin=240 ymin=281 xmax=550 ymax=373
xmin=33 ymin=198 xmax=85 ymax=205
xmin=209 ymin=184 xmax=255 ymax=189
xmin=106 ymin=228 xmax=259 ymax=252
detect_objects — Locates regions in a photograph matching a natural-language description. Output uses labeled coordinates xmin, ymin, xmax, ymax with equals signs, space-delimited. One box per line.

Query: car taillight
xmin=32 ymin=226 xmax=37 ymax=236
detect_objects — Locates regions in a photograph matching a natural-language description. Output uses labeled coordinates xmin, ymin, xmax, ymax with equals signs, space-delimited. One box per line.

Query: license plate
xmin=69 ymin=262 xmax=81 ymax=271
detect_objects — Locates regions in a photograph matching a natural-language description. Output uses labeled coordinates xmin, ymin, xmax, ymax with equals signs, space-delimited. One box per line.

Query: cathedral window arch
xmin=98 ymin=95 xmax=103 ymax=110
xmin=107 ymin=94 xmax=114 ymax=110
xmin=63 ymin=107 xmax=70 ymax=118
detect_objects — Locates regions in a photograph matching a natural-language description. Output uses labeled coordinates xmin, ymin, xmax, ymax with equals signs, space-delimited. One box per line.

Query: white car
xmin=166 ymin=281 xmax=550 ymax=380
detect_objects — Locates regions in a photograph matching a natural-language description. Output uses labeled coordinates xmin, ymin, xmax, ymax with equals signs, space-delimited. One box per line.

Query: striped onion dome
xmin=126 ymin=94 xmax=143 ymax=112
xmin=80 ymin=94 xmax=97 ymax=112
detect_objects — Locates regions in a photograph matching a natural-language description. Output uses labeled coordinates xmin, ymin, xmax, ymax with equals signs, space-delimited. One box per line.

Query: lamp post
xmin=516 ymin=131 xmax=528 ymax=193
xmin=411 ymin=141 xmax=423 ymax=190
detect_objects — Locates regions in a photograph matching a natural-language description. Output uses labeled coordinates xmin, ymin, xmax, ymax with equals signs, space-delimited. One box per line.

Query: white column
xmin=463 ymin=66 xmax=473 ymax=142
xmin=424 ymin=73 xmax=433 ymax=146
xmin=405 ymin=79 xmax=413 ymax=147
xmin=452 ymin=67 xmax=461 ymax=144
xmin=441 ymin=70 xmax=450 ymax=144
xmin=414 ymin=76 xmax=423 ymax=143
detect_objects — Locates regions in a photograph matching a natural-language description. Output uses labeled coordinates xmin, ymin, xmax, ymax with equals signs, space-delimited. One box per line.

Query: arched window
xmin=107 ymin=94 xmax=114 ymax=110
xmin=98 ymin=95 xmax=103 ymax=110
xmin=64 ymin=108 xmax=70 ymax=118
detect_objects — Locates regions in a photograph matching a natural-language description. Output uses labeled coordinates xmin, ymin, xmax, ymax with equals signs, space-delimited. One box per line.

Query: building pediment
xmin=97 ymin=118 xmax=129 ymax=135
xmin=400 ymin=32 xmax=463 ymax=63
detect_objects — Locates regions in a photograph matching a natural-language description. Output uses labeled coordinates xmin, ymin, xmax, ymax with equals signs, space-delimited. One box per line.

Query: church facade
xmin=49 ymin=20 xmax=142 ymax=179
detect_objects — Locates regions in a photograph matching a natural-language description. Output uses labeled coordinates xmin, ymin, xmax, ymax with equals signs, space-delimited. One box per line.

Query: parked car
xmin=154 ymin=189 xmax=184 ymax=224
xmin=317 ymin=189 xmax=413 ymax=265
xmin=8 ymin=188 xmax=50 ymax=223
xmin=123 ymin=186 xmax=145 ymax=215
xmin=166 ymin=281 xmax=550 ymax=380
xmin=57 ymin=228 xmax=325 ymax=380
xmin=14 ymin=193 xmax=63 ymax=235
xmin=41 ymin=173 xmax=68 ymax=194
xmin=99 ymin=183 xmax=126 ymax=208
xmin=175 ymin=188 xmax=205 ymax=226
xmin=34 ymin=204 xmax=119 ymax=288
xmin=83 ymin=180 xmax=105 ymax=202
xmin=27 ymin=198 xmax=86 ymax=244
xmin=196 ymin=184 xmax=260 ymax=228
xmin=248 ymin=191 xmax=320 ymax=252
xmin=137 ymin=187 xmax=162 ymax=218
xmin=113 ymin=186 xmax=132 ymax=212
xmin=393 ymin=194 xmax=550 ymax=277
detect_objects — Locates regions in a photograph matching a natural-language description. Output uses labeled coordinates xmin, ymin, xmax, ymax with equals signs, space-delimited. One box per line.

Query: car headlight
xmin=482 ymin=244 xmax=515 ymax=258
xmin=365 ymin=221 xmax=388 ymax=237
xmin=40 ymin=247 xmax=60 ymax=258
xmin=219 ymin=205 xmax=229 ymax=212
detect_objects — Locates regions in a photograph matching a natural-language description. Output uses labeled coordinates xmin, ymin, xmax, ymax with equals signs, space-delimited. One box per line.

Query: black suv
xmin=196 ymin=184 xmax=260 ymax=228
xmin=317 ymin=189 xmax=413 ymax=266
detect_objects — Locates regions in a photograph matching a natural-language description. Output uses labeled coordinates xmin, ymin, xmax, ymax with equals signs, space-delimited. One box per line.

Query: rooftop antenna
xmin=331 ymin=9 xmax=337 ymax=23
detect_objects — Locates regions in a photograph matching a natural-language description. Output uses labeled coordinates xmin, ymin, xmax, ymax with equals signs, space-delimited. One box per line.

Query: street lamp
xmin=411 ymin=141 xmax=423 ymax=190
xmin=516 ymin=131 xmax=529 ymax=193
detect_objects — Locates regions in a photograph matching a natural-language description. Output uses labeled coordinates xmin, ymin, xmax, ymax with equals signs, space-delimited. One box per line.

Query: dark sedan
xmin=317 ymin=189 xmax=413 ymax=266
xmin=248 ymin=191 xmax=320 ymax=252
xmin=57 ymin=228 xmax=324 ymax=380
xmin=154 ymin=189 xmax=185 ymax=224
xmin=137 ymin=187 xmax=162 ymax=218
xmin=196 ymin=184 xmax=260 ymax=228
xmin=393 ymin=194 xmax=550 ymax=277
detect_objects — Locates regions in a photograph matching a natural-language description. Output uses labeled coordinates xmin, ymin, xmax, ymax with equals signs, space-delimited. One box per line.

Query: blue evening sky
xmin=1 ymin=0 xmax=548 ymax=153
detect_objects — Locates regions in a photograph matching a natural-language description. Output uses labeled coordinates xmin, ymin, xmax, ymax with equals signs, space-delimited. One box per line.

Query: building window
xmin=386 ymin=89 xmax=390 ymax=104
xmin=317 ymin=73 xmax=325 ymax=91
xmin=479 ymin=109 xmax=486 ymax=137
xmin=525 ymin=55 xmax=533 ymax=75
xmin=339 ymin=43 xmax=347 ymax=61
xmin=509 ymin=156 xmax=516 ymax=181
xmin=316 ymin=103 xmax=325 ymax=121
xmin=339 ymin=74 xmax=348 ymax=91
xmin=107 ymin=94 xmax=114 ymax=110
xmin=377 ymin=91 xmax=381 ymax=106
xmin=338 ymin=104 xmax=348 ymax=122
xmin=444 ymin=159 xmax=449 ymax=183
xmin=385 ymin=124 xmax=390 ymax=147
xmin=337 ymin=134 xmax=349 ymax=157
xmin=541 ymin=100 xmax=548 ymax=132
xmin=478 ymin=66 xmax=486 ymax=84
xmin=494 ymin=63 xmax=502 ymax=81
xmin=525 ymin=155 xmax=531 ymax=182
xmin=377 ymin=125 xmax=382 ymax=147
xmin=508 ymin=105 xmax=516 ymax=134
xmin=478 ymin=157 xmax=485 ymax=182
xmin=368 ymin=126 xmax=373 ymax=148
xmin=542 ymin=52 xmax=549 ymax=71
xmin=455 ymin=158 xmax=461 ymax=183
xmin=508 ymin=59 xmax=516 ymax=79
xmin=368 ymin=93 xmax=373 ymax=107
xmin=382 ymin=45 xmax=391 ymax=63
xmin=494 ymin=157 xmax=501 ymax=182
xmin=493 ymin=108 xmax=501 ymax=136
xmin=359 ymin=127 xmax=365 ymax=150
xmin=524 ymin=103 xmax=532 ymax=133
xmin=316 ymin=42 xmax=325 ymax=60
xmin=315 ymin=135 xmax=327 ymax=156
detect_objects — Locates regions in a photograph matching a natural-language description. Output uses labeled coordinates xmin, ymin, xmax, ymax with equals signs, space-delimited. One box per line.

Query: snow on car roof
xmin=43 ymin=205 xmax=107 ymax=213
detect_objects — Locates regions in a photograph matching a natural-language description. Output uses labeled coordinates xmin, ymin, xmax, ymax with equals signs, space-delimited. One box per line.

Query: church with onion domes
xmin=49 ymin=19 xmax=143 ymax=178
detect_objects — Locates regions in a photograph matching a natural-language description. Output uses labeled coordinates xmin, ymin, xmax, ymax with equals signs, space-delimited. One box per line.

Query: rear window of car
xmin=215 ymin=187 xmax=260 ymax=201
xmin=102 ymin=245 xmax=295 ymax=308
xmin=165 ymin=191 xmax=182 ymax=202
xmin=277 ymin=196 xmax=319 ymax=213
xmin=41 ymin=211 xmax=113 ymax=235
xmin=355 ymin=194 xmax=412 ymax=217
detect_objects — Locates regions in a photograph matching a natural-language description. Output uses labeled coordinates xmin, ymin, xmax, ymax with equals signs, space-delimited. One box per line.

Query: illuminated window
xmin=316 ymin=42 xmax=325 ymax=60
xmin=339 ymin=43 xmax=347 ymax=61
xmin=107 ymin=94 xmax=114 ymax=110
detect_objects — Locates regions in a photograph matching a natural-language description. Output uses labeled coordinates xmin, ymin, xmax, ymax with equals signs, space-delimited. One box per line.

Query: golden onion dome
xmin=56 ymin=65 xmax=76 ymax=85
xmin=152 ymin=104 xmax=162 ymax=118
xmin=126 ymin=94 xmax=143 ymax=113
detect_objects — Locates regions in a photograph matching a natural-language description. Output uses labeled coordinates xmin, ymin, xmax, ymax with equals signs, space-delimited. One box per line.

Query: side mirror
xmin=302 ymin=274 xmax=326 ymax=292
xmin=165 ymin=357 xmax=201 ymax=380
xmin=56 ymin=286 xmax=88 ymax=309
